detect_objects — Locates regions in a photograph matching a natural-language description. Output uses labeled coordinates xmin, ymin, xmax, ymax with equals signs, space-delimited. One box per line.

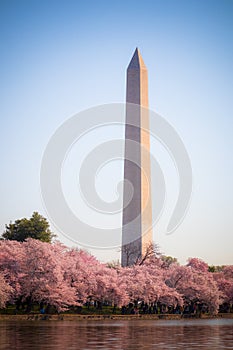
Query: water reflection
xmin=0 ymin=319 xmax=233 ymax=350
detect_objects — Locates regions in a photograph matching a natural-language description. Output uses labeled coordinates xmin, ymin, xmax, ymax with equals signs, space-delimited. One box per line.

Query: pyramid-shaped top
xmin=127 ymin=48 xmax=147 ymax=70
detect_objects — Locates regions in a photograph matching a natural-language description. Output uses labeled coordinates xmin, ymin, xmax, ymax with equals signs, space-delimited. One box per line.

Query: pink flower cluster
xmin=0 ymin=239 xmax=232 ymax=314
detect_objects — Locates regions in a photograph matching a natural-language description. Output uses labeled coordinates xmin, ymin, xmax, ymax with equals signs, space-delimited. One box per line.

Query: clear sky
xmin=1 ymin=0 xmax=233 ymax=265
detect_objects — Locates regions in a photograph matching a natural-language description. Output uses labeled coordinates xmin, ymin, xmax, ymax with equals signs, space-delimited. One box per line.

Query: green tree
xmin=1 ymin=212 xmax=55 ymax=243
xmin=161 ymin=255 xmax=178 ymax=267
xmin=208 ymin=265 xmax=224 ymax=273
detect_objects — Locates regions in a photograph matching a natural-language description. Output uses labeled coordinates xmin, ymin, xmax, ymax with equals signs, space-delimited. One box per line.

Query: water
xmin=0 ymin=319 xmax=233 ymax=349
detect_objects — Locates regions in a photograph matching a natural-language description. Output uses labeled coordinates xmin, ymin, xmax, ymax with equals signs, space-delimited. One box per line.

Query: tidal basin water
xmin=0 ymin=318 xmax=233 ymax=349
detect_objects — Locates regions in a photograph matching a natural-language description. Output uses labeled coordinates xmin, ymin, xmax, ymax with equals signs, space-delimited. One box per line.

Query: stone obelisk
xmin=121 ymin=48 xmax=153 ymax=267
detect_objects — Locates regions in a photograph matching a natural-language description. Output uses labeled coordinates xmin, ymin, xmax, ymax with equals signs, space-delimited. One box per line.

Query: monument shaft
xmin=122 ymin=48 xmax=153 ymax=267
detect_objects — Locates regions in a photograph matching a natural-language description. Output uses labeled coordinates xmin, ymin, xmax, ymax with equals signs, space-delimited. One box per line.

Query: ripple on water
xmin=0 ymin=318 xmax=233 ymax=350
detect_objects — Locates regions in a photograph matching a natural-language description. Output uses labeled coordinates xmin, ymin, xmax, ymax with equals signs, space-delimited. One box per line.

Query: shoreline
xmin=0 ymin=313 xmax=233 ymax=321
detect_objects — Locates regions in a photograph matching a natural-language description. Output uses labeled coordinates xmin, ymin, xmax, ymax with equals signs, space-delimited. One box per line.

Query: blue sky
xmin=1 ymin=0 xmax=233 ymax=264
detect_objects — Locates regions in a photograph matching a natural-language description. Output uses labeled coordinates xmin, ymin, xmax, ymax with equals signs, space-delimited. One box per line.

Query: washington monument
xmin=121 ymin=48 xmax=153 ymax=267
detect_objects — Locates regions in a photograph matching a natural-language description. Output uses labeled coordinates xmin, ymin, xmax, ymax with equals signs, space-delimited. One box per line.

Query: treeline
xmin=0 ymin=239 xmax=232 ymax=315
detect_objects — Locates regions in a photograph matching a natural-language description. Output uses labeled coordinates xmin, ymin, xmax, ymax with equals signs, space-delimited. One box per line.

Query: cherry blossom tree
xmin=187 ymin=258 xmax=209 ymax=272
xmin=0 ymin=239 xmax=231 ymax=315
xmin=0 ymin=272 xmax=12 ymax=308
xmin=213 ymin=265 xmax=233 ymax=308
xmin=118 ymin=264 xmax=183 ymax=307
xmin=63 ymin=248 xmax=100 ymax=304
xmin=222 ymin=265 xmax=233 ymax=279
xmin=18 ymin=239 xmax=77 ymax=311
xmin=165 ymin=261 xmax=220 ymax=314
xmin=0 ymin=240 xmax=25 ymax=303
